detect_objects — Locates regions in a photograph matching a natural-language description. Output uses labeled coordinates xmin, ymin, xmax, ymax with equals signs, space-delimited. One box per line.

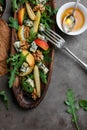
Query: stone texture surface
xmin=0 ymin=0 xmax=87 ymax=130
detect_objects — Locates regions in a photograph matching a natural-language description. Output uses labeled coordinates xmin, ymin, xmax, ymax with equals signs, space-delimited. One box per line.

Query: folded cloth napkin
xmin=0 ymin=19 xmax=11 ymax=76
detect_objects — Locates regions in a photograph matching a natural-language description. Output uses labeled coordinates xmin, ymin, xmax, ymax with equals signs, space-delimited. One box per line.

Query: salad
xmin=8 ymin=0 xmax=56 ymax=102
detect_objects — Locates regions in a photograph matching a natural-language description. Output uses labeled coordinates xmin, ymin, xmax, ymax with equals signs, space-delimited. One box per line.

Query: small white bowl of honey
xmin=56 ymin=2 xmax=87 ymax=35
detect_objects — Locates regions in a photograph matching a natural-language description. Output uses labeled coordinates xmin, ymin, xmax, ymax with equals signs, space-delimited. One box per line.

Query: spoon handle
xmin=63 ymin=46 xmax=87 ymax=70
xmin=73 ymin=0 xmax=80 ymax=14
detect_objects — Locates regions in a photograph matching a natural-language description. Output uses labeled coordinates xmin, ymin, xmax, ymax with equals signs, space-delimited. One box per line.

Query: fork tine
xmin=43 ymin=33 xmax=58 ymax=47
xmin=43 ymin=31 xmax=61 ymax=44
xmin=43 ymin=30 xmax=65 ymax=48
xmin=46 ymin=28 xmax=65 ymax=43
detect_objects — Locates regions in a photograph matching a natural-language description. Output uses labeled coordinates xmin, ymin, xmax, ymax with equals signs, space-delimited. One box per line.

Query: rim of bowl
xmin=56 ymin=2 xmax=87 ymax=35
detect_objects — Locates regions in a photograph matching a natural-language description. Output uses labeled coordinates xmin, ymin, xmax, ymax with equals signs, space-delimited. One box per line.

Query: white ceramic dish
xmin=56 ymin=2 xmax=87 ymax=35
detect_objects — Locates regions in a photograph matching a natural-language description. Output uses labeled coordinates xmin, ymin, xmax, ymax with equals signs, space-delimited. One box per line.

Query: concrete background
xmin=0 ymin=0 xmax=87 ymax=130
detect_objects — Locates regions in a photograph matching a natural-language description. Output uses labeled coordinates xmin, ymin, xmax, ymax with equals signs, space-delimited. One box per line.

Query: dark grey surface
xmin=0 ymin=0 xmax=87 ymax=130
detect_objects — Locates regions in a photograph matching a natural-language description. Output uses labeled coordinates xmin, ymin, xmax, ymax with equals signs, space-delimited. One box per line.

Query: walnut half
xmin=33 ymin=4 xmax=45 ymax=13
xmin=33 ymin=50 xmax=44 ymax=62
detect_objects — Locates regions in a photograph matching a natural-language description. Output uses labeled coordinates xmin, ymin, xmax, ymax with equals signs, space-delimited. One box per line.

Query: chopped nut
xmin=20 ymin=41 xmax=30 ymax=50
xmin=33 ymin=4 xmax=45 ymax=13
xmin=33 ymin=50 xmax=44 ymax=62
xmin=24 ymin=26 xmax=30 ymax=39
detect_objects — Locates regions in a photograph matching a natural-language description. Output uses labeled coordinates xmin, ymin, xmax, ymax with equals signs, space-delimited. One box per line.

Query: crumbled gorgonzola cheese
xmin=26 ymin=78 xmax=35 ymax=88
xmin=30 ymin=41 xmax=38 ymax=52
xmin=24 ymin=19 xmax=33 ymax=28
xmin=36 ymin=0 xmax=46 ymax=5
xmin=20 ymin=62 xmax=29 ymax=73
xmin=38 ymin=34 xmax=46 ymax=40
xmin=39 ymin=23 xmax=45 ymax=32
xmin=38 ymin=62 xmax=49 ymax=74
xmin=14 ymin=41 xmax=22 ymax=52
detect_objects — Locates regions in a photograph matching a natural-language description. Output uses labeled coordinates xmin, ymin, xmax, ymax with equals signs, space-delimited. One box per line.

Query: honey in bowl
xmin=61 ymin=7 xmax=85 ymax=32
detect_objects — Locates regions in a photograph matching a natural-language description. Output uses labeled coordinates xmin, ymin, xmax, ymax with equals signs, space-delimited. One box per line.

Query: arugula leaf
xmin=7 ymin=53 xmax=26 ymax=88
xmin=0 ymin=91 xmax=8 ymax=110
xmin=27 ymin=30 xmax=37 ymax=43
xmin=79 ymin=100 xmax=87 ymax=111
xmin=42 ymin=48 xmax=51 ymax=54
xmin=46 ymin=5 xmax=58 ymax=16
xmin=22 ymin=80 xmax=34 ymax=93
xmin=40 ymin=5 xmax=58 ymax=28
xmin=9 ymin=17 xmax=19 ymax=30
xmin=18 ymin=0 xmax=26 ymax=4
xmin=40 ymin=71 xmax=47 ymax=84
xmin=26 ymin=74 xmax=34 ymax=80
xmin=65 ymin=89 xmax=80 ymax=130
xmin=43 ymin=54 xmax=52 ymax=63
xmin=11 ymin=0 xmax=18 ymax=12
xmin=27 ymin=0 xmax=37 ymax=5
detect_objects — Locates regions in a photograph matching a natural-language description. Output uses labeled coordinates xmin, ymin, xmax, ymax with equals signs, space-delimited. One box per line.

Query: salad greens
xmin=8 ymin=0 xmax=57 ymax=102
xmin=22 ymin=79 xmax=34 ymax=93
xmin=65 ymin=89 xmax=80 ymax=130
xmin=9 ymin=17 xmax=19 ymax=30
xmin=40 ymin=71 xmax=47 ymax=84
xmin=11 ymin=0 xmax=18 ymax=12
xmin=7 ymin=53 xmax=26 ymax=88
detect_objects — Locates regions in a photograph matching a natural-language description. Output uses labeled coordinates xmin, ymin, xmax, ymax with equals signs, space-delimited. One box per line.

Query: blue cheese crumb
xmin=30 ymin=41 xmax=38 ymax=53
xmin=36 ymin=0 xmax=46 ymax=4
xmin=39 ymin=23 xmax=45 ymax=32
xmin=24 ymin=19 xmax=33 ymax=27
xmin=26 ymin=78 xmax=35 ymax=88
xmin=38 ymin=34 xmax=46 ymax=40
xmin=38 ymin=62 xmax=49 ymax=74
xmin=20 ymin=62 xmax=29 ymax=73
xmin=14 ymin=41 xmax=22 ymax=52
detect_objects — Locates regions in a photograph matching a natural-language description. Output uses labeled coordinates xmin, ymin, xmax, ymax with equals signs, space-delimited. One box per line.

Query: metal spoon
xmin=62 ymin=0 xmax=80 ymax=33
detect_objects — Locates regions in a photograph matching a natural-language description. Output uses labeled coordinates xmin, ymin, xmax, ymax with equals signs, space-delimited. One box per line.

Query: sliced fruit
xmin=25 ymin=1 xmax=36 ymax=20
xmin=18 ymin=25 xmax=26 ymax=41
xmin=22 ymin=50 xmax=35 ymax=66
xmin=18 ymin=25 xmax=30 ymax=41
xmin=35 ymin=38 xmax=49 ymax=50
xmin=31 ymin=10 xmax=41 ymax=34
xmin=18 ymin=8 xmax=25 ymax=25
xmin=34 ymin=65 xmax=41 ymax=98
xmin=20 ymin=66 xmax=34 ymax=76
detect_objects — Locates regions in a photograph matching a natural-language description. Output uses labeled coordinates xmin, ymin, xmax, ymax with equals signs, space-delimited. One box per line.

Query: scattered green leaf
xmin=79 ymin=100 xmax=87 ymax=111
xmin=0 ymin=91 xmax=8 ymax=110
xmin=65 ymin=89 xmax=80 ymax=130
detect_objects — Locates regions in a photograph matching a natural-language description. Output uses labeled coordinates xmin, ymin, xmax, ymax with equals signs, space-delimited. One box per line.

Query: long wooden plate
xmin=11 ymin=0 xmax=56 ymax=109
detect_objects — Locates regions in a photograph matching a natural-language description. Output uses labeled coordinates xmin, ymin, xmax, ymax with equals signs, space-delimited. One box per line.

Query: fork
xmin=43 ymin=28 xmax=87 ymax=70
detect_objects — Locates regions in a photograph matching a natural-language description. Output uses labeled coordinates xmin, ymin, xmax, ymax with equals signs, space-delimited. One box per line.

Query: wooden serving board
xmin=11 ymin=0 xmax=56 ymax=109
